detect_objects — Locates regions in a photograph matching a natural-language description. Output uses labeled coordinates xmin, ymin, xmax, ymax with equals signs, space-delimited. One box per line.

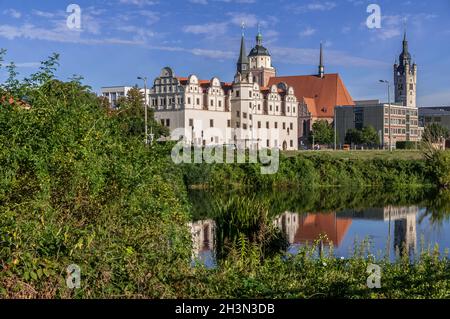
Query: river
xmin=188 ymin=188 xmax=450 ymax=267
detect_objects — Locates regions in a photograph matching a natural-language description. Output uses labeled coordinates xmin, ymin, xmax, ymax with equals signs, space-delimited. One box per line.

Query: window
xmin=243 ymin=124 xmax=247 ymax=130
xmin=196 ymin=98 xmax=200 ymax=105
xmin=237 ymin=111 xmax=240 ymax=117
xmin=249 ymin=91 xmax=252 ymax=97
xmin=290 ymin=140 xmax=293 ymax=147
xmin=242 ymin=112 xmax=247 ymax=119
xmin=258 ymin=121 xmax=261 ymax=129
xmin=160 ymin=119 xmax=165 ymax=126
xmin=293 ymin=107 xmax=296 ymax=113
xmin=188 ymin=97 xmax=191 ymax=104
xmin=236 ymin=122 xmax=241 ymax=128
xmin=236 ymin=90 xmax=240 ymax=97
xmin=210 ymin=119 xmax=214 ymax=127
xmin=409 ymin=84 xmax=414 ymax=90
xmin=290 ymin=123 xmax=293 ymax=130
xmin=227 ymin=120 xmax=231 ymax=127
xmin=211 ymin=100 xmax=214 ymax=106
xmin=166 ymin=119 xmax=170 ymax=127
xmin=275 ymin=122 xmax=278 ymax=129
xmin=283 ymin=122 xmax=286 ymax=130
xmin=267 ymin=140 xmax=270 ymax=147
xmin=258 ymin=104 xmax=261 ymax=111
xmin=276 ymin=106 xmax=279 ymax=112
xmin=266 ymin=122 xmax=270 ymax=129
xmin=218 ymin=100 xmax=222 ymax=107
xmin=270 ymin=105 xmax=273 ymax=111
xmin=189 ymin=119 xmax=193 ymax=127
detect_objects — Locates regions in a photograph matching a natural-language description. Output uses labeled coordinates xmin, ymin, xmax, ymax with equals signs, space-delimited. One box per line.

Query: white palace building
xmin=102 ymin=30 xmax=356 ymax=151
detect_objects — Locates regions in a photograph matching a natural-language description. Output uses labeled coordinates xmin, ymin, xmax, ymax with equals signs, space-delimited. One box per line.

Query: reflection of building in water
xmin=274 ymin=212 xmax=352 ymax=247
xmin=383 ymin=206 xmax=417 ymax=257
xmin=340 ymin=206 xmax=418 ymax=257
xmin=273 ymin=212 xmax=299 ymax=244
xmin=189 ymin=220 xmax=215 ymax=258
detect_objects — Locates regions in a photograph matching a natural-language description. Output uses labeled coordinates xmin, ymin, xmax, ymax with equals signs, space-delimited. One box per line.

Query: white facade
xmin=101 ymin=86 xmax=134 ymax=108
xmin=151 ymin=67 xmax=298 ymax=150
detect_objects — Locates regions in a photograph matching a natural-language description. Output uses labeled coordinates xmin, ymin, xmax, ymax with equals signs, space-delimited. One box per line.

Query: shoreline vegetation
xmin=1 ymin=53 xmax=449 ymax=298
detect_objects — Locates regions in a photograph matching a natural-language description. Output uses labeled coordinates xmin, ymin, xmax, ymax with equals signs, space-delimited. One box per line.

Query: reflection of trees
xmin=420 ymin=190 xmax=450 ymax=225
xmin=189 ymin=187 xmax=429 ymax=219
xmin=210 ymin=196 xmax=289 ymax=261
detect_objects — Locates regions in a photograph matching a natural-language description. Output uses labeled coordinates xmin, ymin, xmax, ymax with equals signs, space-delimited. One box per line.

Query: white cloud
xmin=3 ymin=9 xmax=21 ymax=19
xmin=31 ymin=10 xmax=56 ymax=18
xmin=227 ymin=13 xmax=259 ymax=28
xmin=299 ymin=27 xmax=316 ymax=37
xmin=419 ymin=91 xmax=450 ymax=107
xmin=184 ymin=22 xmax=228 ymax=35
xmin=291 ymin=2 xmax=337 ymax=13
xmin=271 ymin=46 xmax=387 ymax=68
xmin=119 ymin=0 xmax=159 ymax=6
xmin=15 ymin=62 xmax=40 ymax=68
xmin=189 ymin=0 xmax=208 ymax=4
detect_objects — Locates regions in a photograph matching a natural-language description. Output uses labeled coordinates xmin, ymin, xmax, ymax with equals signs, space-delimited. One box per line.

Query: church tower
xmin=394 ymin=32 xmax=417 ymax=108
xmin=248 ymin=26 xmax=276 ymax=87
xmin=237 ymin=34 xmax=250 ymax=77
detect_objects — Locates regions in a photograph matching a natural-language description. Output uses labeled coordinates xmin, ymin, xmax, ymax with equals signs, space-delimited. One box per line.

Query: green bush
xmin=396 ymin=141 xmax=417 ymax=150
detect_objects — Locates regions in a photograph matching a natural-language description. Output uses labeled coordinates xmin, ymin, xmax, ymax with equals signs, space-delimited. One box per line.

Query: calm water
xmin=188 ymin=189 xmax=450 ymax=267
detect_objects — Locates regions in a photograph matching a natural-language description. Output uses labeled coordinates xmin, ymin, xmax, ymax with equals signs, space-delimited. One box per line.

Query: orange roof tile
xmin=268 ymin=74 xmax=355 ymax=118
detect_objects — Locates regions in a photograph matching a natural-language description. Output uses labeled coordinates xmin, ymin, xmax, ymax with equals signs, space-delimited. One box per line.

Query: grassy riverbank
xmin=182 ymin=151 xmax=434 ymax=191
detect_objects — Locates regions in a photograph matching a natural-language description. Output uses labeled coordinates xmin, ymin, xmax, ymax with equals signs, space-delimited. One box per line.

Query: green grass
xmin=283 ymin=150 xmax=428 ymax=161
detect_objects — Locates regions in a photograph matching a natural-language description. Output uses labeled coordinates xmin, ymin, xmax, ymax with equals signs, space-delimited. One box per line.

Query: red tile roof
xmin=268 ymin=74 xmax=355 ymax=118
xmin=1 ymin=96 xmax=31 ymax=109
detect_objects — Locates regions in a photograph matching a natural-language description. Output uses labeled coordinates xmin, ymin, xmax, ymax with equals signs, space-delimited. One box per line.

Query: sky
xmin=0 ymin=0 xmax=449 ymax=106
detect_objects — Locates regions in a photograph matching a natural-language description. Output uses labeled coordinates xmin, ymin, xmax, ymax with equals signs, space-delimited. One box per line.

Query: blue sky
xmin=0 ymin=0 xmax=449 ymax=106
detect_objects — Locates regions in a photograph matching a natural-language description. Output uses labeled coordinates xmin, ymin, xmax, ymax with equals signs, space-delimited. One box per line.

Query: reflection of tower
xmin=273 ymin=212 xmax=299 ymax=244
xmin=393 ymin=207 xmax=417 ymax=257
xmin=189 ymin=220 xmax=216 ymax=258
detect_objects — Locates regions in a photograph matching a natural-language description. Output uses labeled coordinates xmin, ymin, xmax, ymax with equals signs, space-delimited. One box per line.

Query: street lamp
xmin=379 ymin=80 xmax=393 ymax=152
xmin=138 ymin=76 xmax=149 ymax=146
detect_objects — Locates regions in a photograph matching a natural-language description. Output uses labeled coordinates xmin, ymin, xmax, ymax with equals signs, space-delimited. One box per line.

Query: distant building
xmin=419 ymin=106 xmax=450 ymax=130
xmin=100 ymin=86 xmax=136 ymax=108
xmin=335 ymin=33 xmax=420 ymax=148
xmin=336 ymin=100 xmax=420 ymax=147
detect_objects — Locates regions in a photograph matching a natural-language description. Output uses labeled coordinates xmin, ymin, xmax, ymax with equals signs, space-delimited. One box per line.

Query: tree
xmin=114 ymin=86 xmax=169 ymax=139
xmin=361 ymin=126 xmax=379 ymax=146
xmin=345 ymin=128 xmax=362 ymax=145
xmin=308 ymin=120 xmax=334 ymax=145
xmin=424 ymin=123 xmax=450 ymax=143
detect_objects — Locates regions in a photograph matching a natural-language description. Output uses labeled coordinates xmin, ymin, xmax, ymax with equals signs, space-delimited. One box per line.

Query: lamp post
xmin=380 ymin=80 xmax=392 ymax=152
xmin=138 ymin=76 xmax=149 ymax=146
xmin=334 ymin=108 xmax=337 ymax=151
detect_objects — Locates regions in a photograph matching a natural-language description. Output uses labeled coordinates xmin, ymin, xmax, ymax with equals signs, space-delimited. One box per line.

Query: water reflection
xmin=189 ymin=189 xmax=450 ymax=264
